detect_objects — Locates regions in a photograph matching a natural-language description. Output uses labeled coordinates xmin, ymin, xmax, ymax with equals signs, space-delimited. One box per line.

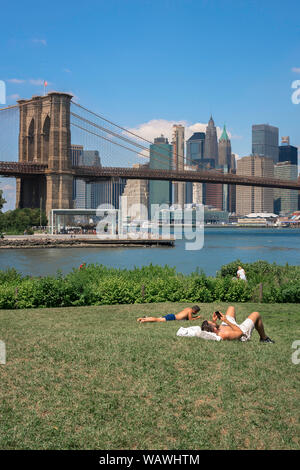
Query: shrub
xmin=0 ymin=283 xmax=16 ymax=309
xmin=184 ymin=277 xmax=213 ymax=302
xmin=92 ymin=278 xmax=142 ymax=305
xmin=263 ymin=281 xmax=300 ymax=303
xmin=224 ymin=280 xmax=252 ymax=302
xmin=1 ymin=261 xmax=300 ymax=309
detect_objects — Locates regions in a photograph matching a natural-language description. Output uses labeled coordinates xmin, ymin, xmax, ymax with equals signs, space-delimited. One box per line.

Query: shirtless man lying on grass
xmin=201 ymin=306 xmax=274 ymax=343
xmin=137 ymin=305 xmax=201 ymax=323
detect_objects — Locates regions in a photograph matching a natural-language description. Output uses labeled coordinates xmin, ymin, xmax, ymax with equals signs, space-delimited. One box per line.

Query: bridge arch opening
xmin=27 ymin=118 xmax=35 ymax=162
xmin=42 ymin=115 xmax=50 ymax=163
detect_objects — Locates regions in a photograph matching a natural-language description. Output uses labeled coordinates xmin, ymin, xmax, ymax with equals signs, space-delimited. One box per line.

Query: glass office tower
xmin=278 ymin=145 xmax=298 ymax=166
xmin=149 ymin=136 xmax=173 ymax=209
xmin=252 ymin=124 xmax=279 ymax=163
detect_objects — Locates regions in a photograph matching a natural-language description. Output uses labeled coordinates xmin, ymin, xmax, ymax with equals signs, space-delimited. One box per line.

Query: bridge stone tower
xmin=16 ymin=92 xmax=74 ymax=218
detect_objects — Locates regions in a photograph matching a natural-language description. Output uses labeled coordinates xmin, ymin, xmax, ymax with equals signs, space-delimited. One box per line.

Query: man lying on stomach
xmin=137 ymin=305 xmax=201 ymax=323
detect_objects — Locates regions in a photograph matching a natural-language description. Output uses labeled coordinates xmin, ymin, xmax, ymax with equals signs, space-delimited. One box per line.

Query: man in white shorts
xmin=201 ymin=306 xmax=274 ymax=343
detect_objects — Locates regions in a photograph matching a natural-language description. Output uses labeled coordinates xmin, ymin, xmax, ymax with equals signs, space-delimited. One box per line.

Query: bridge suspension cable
xmin=70 ymin=112 xmax=174 ymax=168
xmin=71 ymin=102 xmax=197 ymax=169
xmin=71 ymin=122 xmax=150 ymax=160
xmin=71 ymin=101 xmax=195 ymax=168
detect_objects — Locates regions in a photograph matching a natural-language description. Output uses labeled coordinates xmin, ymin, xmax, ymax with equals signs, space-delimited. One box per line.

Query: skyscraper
xmin=252 ymin=124 xmax=279 ymax=164
xmin=91 ymin=179 xmax=127 ymax=210
xmin=186 ymin=132 xmax=205 ymax=166
xmin=278 ymin=139 xmax=298 ymax=166
xmin=218 ymin=125 xmax=232 ymax=211
xmin=218 ymin=125 xmax=232 ymax=168
xmin=149 ymin=135 xmax=173 ymax=209
xmin=203 ymin=116 xmax=221 ymax=209
xmin=236 ymin=155 xmax=274 ymax=215
xmin=274 ymin=162 xmax=298 ymax=215
xmin=185 ymin=132 xmax=205 ymax=204
xmin=204 ymin=169 xmax=224 ymax=210
xmin=184 ymin=164 xmax=199 ymax=204
xmin=204 ymin=116 xmax=218 ymax=165
xmin=172 ymin=124 xmax=185 ymax=207
xmin=71 ymin=146 xmax=102 ymax=208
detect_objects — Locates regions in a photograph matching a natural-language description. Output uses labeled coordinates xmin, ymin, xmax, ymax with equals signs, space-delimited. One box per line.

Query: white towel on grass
xmin=176 ymin=326 xmax=222 ymax=341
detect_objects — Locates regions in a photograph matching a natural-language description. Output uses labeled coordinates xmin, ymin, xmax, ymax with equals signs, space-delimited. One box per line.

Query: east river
xmin=0 ymin=227 xmax=299 ymax=277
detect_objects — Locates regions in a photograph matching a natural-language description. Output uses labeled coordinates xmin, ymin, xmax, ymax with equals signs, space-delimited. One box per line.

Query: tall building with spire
xmin=203 ymin=116 xmax=221 ymax=209
xmin=204 ymin=116 xmax=218 ymax=165
xmin=218 ymin=125 xmax=232 ymax=168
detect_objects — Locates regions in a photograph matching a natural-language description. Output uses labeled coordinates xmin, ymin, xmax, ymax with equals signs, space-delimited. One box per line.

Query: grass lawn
xmin=0 ymin=302 xmax=299 ymax=450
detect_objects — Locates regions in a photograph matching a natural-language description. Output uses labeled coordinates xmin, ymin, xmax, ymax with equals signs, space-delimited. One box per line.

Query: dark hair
xmin=192 ymin=305 xmax=200 ymax=314
xmin=201 ymin=320 xmax=215 ymax=333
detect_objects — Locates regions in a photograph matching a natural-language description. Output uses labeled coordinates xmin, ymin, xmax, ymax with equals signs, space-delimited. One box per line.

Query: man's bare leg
xmin=226 ymin=306 xmax=236 ymax=320
xmin=137 ymin=317 xmax=166 ymax=323
xmin=247 ymin=312 xmax=268 ymax=340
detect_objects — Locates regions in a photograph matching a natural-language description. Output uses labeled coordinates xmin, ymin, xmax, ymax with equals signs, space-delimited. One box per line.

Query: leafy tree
xmin=0 ymin=208 xmax=48 ymax=234
xmin=0 ymin=189 xmax=6 ymax=211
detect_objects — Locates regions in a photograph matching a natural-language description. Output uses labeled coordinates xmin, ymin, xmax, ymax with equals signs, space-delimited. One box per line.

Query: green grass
xmin=0 ymin=302 xmax=299 ymax=450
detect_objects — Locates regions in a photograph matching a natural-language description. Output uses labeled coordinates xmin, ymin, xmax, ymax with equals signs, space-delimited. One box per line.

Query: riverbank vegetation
xmin=0 ymin=302 xmax=299 ymax=449
xmin=0 ymin=260 xmax=299 ymax=309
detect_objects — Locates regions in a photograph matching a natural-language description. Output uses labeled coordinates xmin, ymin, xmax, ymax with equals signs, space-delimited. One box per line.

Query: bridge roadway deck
xmin=0 ymin=161 xmax=299 ymax=190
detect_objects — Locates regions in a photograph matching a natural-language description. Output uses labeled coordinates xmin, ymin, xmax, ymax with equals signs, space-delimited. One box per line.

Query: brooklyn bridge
xmin=0 ymin=91 xmax=299 ymax=217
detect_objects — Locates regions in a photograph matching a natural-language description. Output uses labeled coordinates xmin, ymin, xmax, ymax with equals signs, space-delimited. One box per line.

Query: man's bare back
xmin=137 ymin=306 xmax=201 ymax=323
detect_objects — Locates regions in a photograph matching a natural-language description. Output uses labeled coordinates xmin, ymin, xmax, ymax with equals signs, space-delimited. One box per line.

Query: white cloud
xmin=63 ymin=68 xmax=72 ymax=73
xmin=127 ymin=119 xmax=227 ymax=143
xmin=31 ymin=38 xmax=47 ymax=46
xmin=292 ymin=67 xmax=300 ymax=73
xmin=7 ymin=94 xmax=20 ymax=101
xmin=29 ymin=79 xmax=45 ymax=86
xmin=7 ymin=78 xmax=51 ymax=87
xmin=7 ymin=78 xmax=25 ymax=84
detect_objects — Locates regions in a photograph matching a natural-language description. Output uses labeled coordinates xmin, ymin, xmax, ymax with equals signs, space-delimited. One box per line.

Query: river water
xmin=0 ymin=228 xmax=299 ymax=277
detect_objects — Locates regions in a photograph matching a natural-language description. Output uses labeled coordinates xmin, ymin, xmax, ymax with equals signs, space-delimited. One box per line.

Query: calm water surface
xmin=0 ymin=228 xmax=299 ymax=277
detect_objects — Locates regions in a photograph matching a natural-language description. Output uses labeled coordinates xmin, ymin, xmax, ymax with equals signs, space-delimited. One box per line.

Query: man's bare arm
xmin=187 ymin=309 xmax=201 ymax=320
xmin=218 ymin=312 xmax=243 ymax=340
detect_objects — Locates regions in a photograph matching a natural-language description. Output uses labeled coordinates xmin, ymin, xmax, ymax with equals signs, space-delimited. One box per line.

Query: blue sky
xmin=1 ymin=0 xmax=300 ymax=208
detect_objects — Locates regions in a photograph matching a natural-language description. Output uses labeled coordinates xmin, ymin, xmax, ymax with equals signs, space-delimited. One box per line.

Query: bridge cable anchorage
xmin=71 ymin=101 xmax=196 ymax=167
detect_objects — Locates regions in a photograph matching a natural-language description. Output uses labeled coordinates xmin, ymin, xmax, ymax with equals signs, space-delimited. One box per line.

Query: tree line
xmin=0 ymin=190 xmax=48 ymax=234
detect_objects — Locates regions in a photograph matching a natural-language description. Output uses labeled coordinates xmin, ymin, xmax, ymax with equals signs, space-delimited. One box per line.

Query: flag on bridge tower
xmin=43 ymin=80 xmax=48 ymax=95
